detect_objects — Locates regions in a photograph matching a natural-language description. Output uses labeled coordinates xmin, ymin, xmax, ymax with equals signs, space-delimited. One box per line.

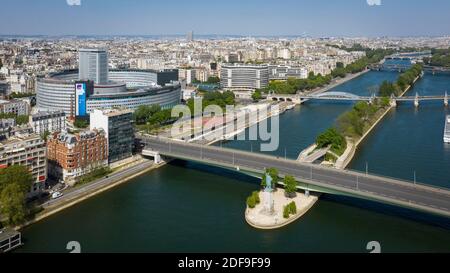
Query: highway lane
xmin=43 ymin=160 xmax=154 ymax=209
xmin=144 ymin=137 xmax=450 ymax=216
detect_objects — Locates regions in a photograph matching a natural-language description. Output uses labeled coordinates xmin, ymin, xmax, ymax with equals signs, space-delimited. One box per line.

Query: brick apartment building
xmin=47 ymin=129 xmax=108 ymax=185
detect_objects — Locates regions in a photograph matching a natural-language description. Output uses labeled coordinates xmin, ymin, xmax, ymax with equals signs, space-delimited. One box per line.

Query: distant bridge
xmin=268 ymin=91 xmax=449 ymax=106
xmin=385 ymin=51 xmax=432 ymax=61
xmin=370 ymin=64 xmax=450 ymax=73
xmin=370 ymin=63 xmax=413 ymax=72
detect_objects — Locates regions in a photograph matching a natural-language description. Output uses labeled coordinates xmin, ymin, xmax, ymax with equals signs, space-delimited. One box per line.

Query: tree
xmin=316 ymin=128 xmax=347 ymax=155
xmin=380 ymin=97 xmax=390 ymax=108
xmin=283 ymin=205 xmax=290 ymax=219
xmin=267 ymin=168 xmax=279 ymax=188
xmin=337 ymin=110 xmax=364 ymax=137
xmin=336 ymin=62 xmax=344 ymax=68
xmin=289 ymin=201 xmax=297 ymax=214
xmin=261 ymin=174 xmax=267 ymax=188
xmin=74 ymin=118 xmax=89 ymax=129
xmin=331 ymin=67 xmax=347 ymax=78
xmin=206 ymin=76 xmax=220 ymax=84
xmin=42 ymin=131 xmax=51 ymax=141
xmin=0 ymin=113 xmax=30 ymax=126
xmin=134 ymin=105 xmax=152 ymax=125
xmin=284 ymin=175 xmax=297 ymax=198
xmin=133 ymin=105 xmax=162 ymax=125
xmin=16 ymin=115 xmax=29 ymax=125
xmin=246 ymin=195 xmax=256 ymax=209
xmin=0 ymin=183 xmax=27 ymax=226
xmin=0 ymin=165 xmax=33 ymax=194
xmin=148 ymin=109 xmax=172 ymax=126
xmin=353 ymin=102 xmax=377 ymax=123
xmin=0 ymin=165 xmax=33 ymax=226
xmin=252 ymin=191 xmax=260 ymax=204
xmin=252 ymin=90 xmax=262 ymax=102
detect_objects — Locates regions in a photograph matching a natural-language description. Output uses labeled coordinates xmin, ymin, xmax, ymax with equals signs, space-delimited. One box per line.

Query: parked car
xmin=51 ymin=191 xmax=63 ymax=199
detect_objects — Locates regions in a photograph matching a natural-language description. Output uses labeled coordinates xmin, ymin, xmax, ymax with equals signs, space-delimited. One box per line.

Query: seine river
xmin=18 ymin=69 xmax=450 ymax=253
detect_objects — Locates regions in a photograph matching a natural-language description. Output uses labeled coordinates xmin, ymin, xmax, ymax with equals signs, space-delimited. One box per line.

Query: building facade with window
xmin=220 ymin=64 xmax=269 ymax=92
xmin=30 ymin=111 xmax=66 ymax=135
xmin=0 ymin=133 xmax=47 ymax=195
xmin=90 ymin=109 xmax=133 ymax=164
xmin=47 ymin=129 xmax=108 ymax=184
xmin=0 ymin=99 xmax=30 ymax=116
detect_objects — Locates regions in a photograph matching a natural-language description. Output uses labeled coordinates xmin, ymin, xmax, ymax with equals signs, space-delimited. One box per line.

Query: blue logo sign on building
xmin=75 ymin=82 xmax=87 ymax=116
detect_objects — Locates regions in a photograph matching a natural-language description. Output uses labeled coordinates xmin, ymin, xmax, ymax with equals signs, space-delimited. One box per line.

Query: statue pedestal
xmin=260 ymin=190 xmax=275 ymax=216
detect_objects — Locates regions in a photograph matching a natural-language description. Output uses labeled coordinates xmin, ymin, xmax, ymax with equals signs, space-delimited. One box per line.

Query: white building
xmin=220 ymin=64 xmax=269 ymax=92
xmin=0 ymin=99 xmax=30 ymax=116
xmin=0 ymin=133 xmax=48 ymax=196
xmin=278 ymin=48 xmax=292 ymax=60
xmin=30 ymin=111 xmax=66 ymax=135
xmin=182 ymin=88 xmax=198 ymax=101
xmin=269 ymin=65 xmax=308 ymax=80
xmin=179 ymin=68 xmax=196 ymax=85
xmin=9 ymin=83 xmax=24 ymax=94
xmin=0 ymin=67 xmax=9 ymax=76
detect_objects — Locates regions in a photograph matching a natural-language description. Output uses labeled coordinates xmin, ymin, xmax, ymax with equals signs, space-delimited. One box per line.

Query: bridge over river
xmin=268 ymin=91 xmax=449 ymax=106
xmin=142 ymin=136 xmax=450 ymax=218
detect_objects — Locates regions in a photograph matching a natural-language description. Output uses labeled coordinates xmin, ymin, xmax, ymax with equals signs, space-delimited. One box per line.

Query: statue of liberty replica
xmin=261 ymin=173 xmax=275 ymax=215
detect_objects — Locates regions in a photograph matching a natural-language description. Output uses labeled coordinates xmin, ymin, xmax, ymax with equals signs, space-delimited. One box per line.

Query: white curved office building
xmin=37 ymin=48 xmax=180 ymax=116
xmin=37 ymin=69 xmax=181 ymax=116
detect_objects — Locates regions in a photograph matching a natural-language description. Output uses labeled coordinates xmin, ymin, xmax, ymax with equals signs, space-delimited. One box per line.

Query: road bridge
xmin=142 ymin=136 xmax=450 ymax=218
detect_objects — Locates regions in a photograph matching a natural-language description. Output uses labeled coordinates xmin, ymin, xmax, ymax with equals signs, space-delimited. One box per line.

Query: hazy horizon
xmin=1 ymin=0 xmax=450 ymax=37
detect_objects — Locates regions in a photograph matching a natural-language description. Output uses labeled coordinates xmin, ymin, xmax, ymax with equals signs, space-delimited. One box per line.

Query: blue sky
xmin=1 ymin=0 xmax=449 ymax=37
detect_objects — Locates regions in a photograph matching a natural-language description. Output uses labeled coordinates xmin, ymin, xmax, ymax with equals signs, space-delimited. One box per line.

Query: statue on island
xmin=261 ymin=173 xmax=275 ymax=215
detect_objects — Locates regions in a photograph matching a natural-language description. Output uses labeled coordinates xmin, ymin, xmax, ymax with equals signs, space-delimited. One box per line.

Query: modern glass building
xmin=90 ymin=109 xmax=134 ymax=164
xmin=79 ymin=48 xmax=109 ymax=84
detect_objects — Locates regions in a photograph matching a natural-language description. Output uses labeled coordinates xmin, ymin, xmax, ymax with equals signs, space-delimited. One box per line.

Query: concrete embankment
xmin=296 ymin=70 xmax=371 ymax=161
xmin=338 ymin=74 xmax=422 ymax=169
xmin=18 ymin=160 xmax=166 ymax=230
xmin=309 ymin=69 xmax=370 ymax=96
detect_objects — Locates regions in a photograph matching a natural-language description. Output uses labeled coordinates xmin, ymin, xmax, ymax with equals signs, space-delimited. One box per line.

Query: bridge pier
xmin=414 ymin=93 xmax=420 ymax=108
xmin=389 ymin=94 xmax=397 ymax=107
xmin=142 ymin=149 xmax=163 ymax=164
xmin=445 ymin=92 xmax=448 ymax=107
xmin=293 ymin=96 xmax=302 ymax=105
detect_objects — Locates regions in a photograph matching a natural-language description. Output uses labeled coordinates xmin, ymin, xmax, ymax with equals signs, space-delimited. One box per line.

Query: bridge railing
xmin=144 ymin=136 xmax=450 ymax=194
xmin=325 ymin=164 xmax=450 ymax=193
xmin=176 ymin=143 xmax=450 ymax=196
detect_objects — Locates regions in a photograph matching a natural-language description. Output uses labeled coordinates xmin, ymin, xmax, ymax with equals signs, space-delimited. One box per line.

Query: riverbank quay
xmin=154 ymin=100 xmax=294 ymax=146
xmin=16 ymin=159 xmax=165 ymax=230
xmin=336 ymin=74 xmax=422 ymax=169
xmin=297 ymin=67 xmax=423 ymax=169
xmin=307 ymin=69 xmax=370 ymax=96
